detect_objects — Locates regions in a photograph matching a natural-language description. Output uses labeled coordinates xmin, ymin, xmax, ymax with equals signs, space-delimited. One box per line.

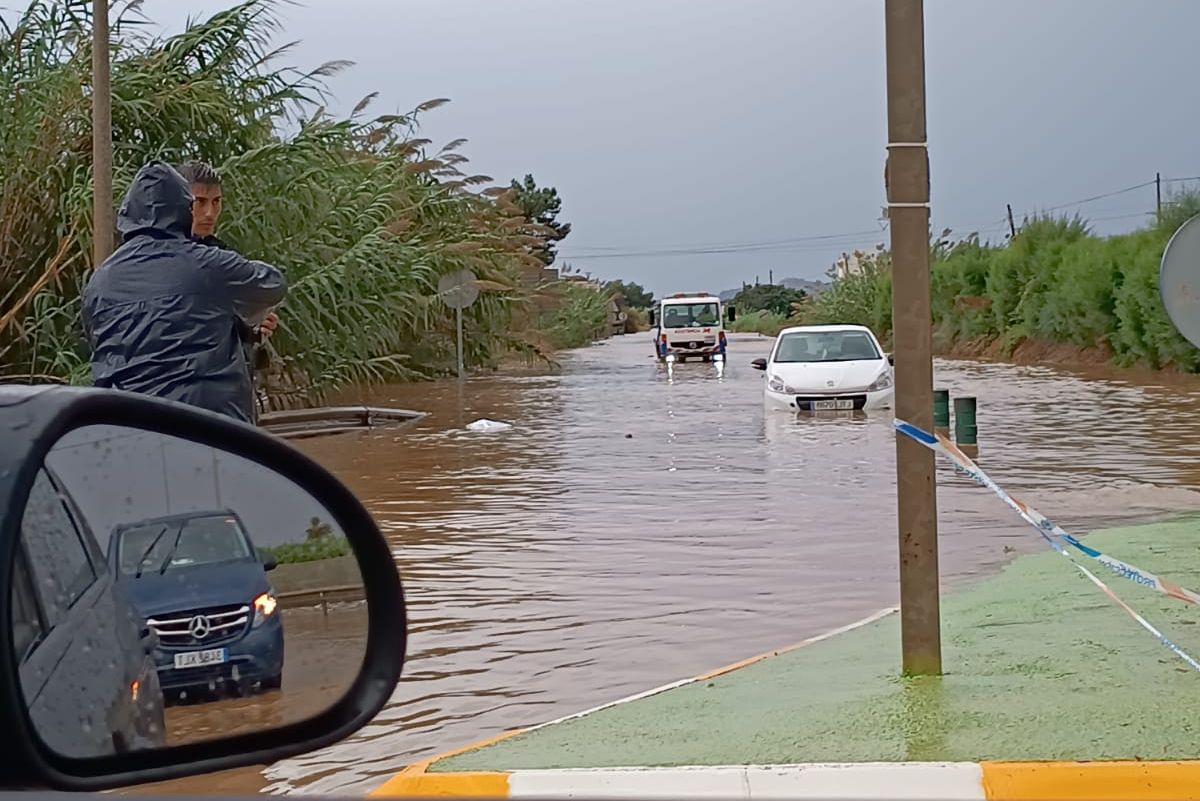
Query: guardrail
xmin=276 ymin=583 xmax=365 ymax=614
xmin=258 ymin=406 xmax=427 ymax=440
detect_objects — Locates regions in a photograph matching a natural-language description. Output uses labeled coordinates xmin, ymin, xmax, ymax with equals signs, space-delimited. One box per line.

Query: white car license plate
xmin=811 ymin=398 xmax=855 ymax=411
xmin=174 ymin=648 xmax=227 ymax=669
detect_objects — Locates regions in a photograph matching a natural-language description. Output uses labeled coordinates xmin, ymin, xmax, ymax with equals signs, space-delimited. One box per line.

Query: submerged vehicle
xmin=649 ymin=292 xmax=736 ymax=362
xmin=752 ymin=324 xmax=894 ymax=412
xmin=109 ymin=509 xmax=283 ymax=701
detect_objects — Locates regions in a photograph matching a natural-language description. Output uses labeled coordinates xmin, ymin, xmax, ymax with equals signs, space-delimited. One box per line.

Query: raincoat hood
xmin=84 ymin=160 xmax=286 ymax=423
xmin=117 ymin=161 xmax=194 ymax=240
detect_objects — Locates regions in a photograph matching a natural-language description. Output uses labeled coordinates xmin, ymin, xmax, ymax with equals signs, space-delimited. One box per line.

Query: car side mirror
xmin=886 ymin=353 xmax=895 ymax=365
xmin=751 ymin=358 xmax=767 ymax=371
xmin=0 ymin=386 xmax=405 ymax=790
xmin=726 ymin=305 xmax=737 ymax=323
xmin=139 ymin=625 xmax=160 ymax=655
xmin=648 ymin=309 xmax=657 ymax=327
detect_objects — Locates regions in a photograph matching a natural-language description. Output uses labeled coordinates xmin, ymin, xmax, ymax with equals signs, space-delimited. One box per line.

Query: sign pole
xmin=886 ymin=0 xmax=941 ymax=675
xmin=456 ymin=303 xmax=465 ymax=381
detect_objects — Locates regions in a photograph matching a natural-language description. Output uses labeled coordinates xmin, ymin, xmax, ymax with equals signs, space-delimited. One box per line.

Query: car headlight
xmin=867 ymin=371 xmax=893 ymax=392
xmin=768 ymin=375 xmax=786 ymax=392
xmin=252 ymin=592 xmax=278 ymax=628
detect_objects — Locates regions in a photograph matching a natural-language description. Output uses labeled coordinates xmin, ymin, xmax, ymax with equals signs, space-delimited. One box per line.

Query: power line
xmin=1035 ymin=180 xmax=1157 ymax=215
xmin=560 ymin=228 xmax=886 ymax=261
xmin=560 ymin=172 xmax=1197 ymax=264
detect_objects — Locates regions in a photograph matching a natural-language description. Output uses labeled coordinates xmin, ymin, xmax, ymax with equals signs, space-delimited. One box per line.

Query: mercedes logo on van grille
xmin=188 ymin=615 xmax=211 ymax=639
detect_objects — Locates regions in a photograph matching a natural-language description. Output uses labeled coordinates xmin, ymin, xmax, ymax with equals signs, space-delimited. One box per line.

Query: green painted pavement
xmin=439 ymin=519 xmax=1200 ymax=771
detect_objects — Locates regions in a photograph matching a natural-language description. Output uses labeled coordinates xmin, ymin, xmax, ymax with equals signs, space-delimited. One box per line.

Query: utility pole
xmin=1156 ymin=172 xmax=1163 ymax=224
xmin=1006 ymin=204 xmax=1017 ymax=240
xmin=92 ymin=0 xmax=114 ymax=266
xmin=769 ymin=269 xmax=774 ymax=286
xmin=885 ymin=0 xmax=941 ymax=676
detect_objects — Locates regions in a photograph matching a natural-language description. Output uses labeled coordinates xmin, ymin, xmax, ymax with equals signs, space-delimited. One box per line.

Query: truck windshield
xmin=662 ymin=302 xmax=719 ymax=328
xmin=774 ymin=330 xmax=880 ymax=363
xmin=118 ymin=514 xmax=253 ymax=576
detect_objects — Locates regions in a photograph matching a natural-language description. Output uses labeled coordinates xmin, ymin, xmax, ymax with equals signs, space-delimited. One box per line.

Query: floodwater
xmin=142 ymin=333 xmax=1200 ymax=795
xmin=165 ymin=604 xmax=367 ymax=746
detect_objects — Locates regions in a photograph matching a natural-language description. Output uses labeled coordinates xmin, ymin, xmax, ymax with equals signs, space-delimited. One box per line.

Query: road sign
xmin=437 ymin=269 xmax=479 ymax=381
xmin=438 ymin=269 xmax=479 ymax=310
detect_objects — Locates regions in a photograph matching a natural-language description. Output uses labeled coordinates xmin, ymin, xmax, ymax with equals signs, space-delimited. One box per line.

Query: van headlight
xmin=768 ymin=375 xmax=787 ymax=393
xmin=867 ymin=371 xmax=893 ymax=392
xmin=252 ymin=592 xmax=278 ymax=627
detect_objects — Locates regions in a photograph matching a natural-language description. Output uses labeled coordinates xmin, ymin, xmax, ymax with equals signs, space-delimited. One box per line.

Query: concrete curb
xmin=372 ymin=761 xmax=1200 ymax=799
xmin=371 ymin=608 xmax=1200 ymax=799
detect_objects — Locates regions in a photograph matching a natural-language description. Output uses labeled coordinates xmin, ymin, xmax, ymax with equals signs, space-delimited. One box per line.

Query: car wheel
xmin=263 ymin=672 xmax=283 ymax=691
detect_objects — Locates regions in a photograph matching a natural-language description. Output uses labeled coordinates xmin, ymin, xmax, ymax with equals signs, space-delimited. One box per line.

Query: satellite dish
xmin=1160 ymin=214 xmax=1200 ymax=348
xmin=437 ymin=269 xmax=479 ymax=310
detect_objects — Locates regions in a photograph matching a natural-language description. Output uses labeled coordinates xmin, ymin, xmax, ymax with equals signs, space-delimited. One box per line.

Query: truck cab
xmin=649 ymin=292 xmax=736 ymax=362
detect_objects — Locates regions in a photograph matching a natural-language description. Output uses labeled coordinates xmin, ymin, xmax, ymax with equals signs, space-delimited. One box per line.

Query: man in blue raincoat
xmin=178 ymin=160 xmax=278 ymax=421
xmin=83 ymin=161 xmax=287 ymax=423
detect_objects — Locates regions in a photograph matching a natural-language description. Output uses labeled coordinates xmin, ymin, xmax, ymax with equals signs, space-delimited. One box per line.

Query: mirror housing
xmin=648 ymin=308 xmax=657 ymax=327
xmin=886 ymin=352 xmax=895 ymax=365
xmin=751 ymin=358 xmax=767 ymax=371
xmin=260 ymin=550 xmax=278 ymax=572
xmin=0 ymin=386 xmax=405 ymax=791
xmin=725 ymin=305 xmax=737 ymax=323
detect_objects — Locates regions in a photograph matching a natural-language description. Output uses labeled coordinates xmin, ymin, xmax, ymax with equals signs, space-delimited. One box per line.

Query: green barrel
xmin=954 ymin=396 xmax=978 ymax=445
xmin=933 ymin=389 xmax=950 ymax=430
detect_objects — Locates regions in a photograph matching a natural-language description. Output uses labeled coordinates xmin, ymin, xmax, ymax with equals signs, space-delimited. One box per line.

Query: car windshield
xmin=773 ymin=330 xmax=881 ymax=363
xmin=117 ymin=514 xmax=252 ymax=576
xmin=662 ymin=302 xmax=719 ymax=328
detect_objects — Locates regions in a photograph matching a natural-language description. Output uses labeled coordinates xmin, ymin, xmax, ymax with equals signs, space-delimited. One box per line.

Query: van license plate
xmin=174 ymin=648 xmax=227 ymax=669
xmin=811 ymin=399 xmax=855 ymax=411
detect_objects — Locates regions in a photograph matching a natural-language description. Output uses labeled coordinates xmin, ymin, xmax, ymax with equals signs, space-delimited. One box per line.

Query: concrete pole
xmin=885 ymin=0 xmax=941 ymax=675
xmin=92 ymin=0 xmax=114 ymax=266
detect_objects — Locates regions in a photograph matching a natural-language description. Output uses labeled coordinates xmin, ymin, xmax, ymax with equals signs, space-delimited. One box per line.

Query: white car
xmin=751 ymin=324 xmax=894 ymax=412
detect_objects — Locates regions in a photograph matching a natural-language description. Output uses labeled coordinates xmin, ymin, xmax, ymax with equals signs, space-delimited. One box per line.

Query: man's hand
xmin=259 ymin=310 xmax=280 ymax=339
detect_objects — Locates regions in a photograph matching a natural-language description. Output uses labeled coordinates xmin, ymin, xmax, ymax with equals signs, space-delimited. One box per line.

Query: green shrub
xmin=728 ymin=309 xmax=788 ymax=337
xmin=539 ymin=281 xmax=611 ymax=349
xmin=261 ymin=536 xmax=350 ymax=565
xmin=795 ymin=198 xmax=1200 ymax=372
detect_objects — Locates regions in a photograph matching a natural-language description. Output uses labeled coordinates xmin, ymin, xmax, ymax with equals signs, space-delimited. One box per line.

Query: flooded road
xmin=165 ymin=604 xmax=366 ymax=746
xmin=255 ymin=333 xmax=1200 ymax=794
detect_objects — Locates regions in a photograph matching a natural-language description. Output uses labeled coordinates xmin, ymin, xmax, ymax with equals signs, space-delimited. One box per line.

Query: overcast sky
xmin=11 ymin=0 xmax=1200 ymax=294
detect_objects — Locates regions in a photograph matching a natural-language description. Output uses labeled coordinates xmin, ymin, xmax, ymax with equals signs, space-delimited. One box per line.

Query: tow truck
xmin=648 ymin=292 xmax=737 ymax=362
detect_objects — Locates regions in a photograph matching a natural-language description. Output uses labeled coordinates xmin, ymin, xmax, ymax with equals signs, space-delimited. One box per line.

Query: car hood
xmin=769 ymin=359 xmax=888 ymax=392
xmin=117 ymin=561 xmax=269 ymax=617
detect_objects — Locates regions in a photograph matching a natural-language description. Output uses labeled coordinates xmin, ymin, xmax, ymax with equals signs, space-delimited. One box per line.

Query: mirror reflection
xmin=12 ymin=424 xmax=367 ymax=759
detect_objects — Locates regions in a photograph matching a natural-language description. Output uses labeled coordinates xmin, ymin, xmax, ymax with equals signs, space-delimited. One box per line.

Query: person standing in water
xmin=83 ymin=161 xmax=287 ymax=423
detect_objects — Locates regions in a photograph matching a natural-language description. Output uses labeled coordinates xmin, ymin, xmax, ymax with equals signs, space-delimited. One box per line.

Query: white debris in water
xmin=466 ymin=418 xmax=513 ymax=432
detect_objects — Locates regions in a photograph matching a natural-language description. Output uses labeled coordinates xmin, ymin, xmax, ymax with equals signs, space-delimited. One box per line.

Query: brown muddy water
xmin=148 ymin=333 xmax=1200 ymax=795
xmin=164 ymin=604 xmax=367 ymax=747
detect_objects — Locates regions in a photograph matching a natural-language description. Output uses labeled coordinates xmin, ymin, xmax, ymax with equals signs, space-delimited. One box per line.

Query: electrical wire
xmin=559 ymin=173 xmax=1198 ymax=263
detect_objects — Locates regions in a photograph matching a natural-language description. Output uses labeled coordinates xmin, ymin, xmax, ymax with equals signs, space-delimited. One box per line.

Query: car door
xmin=14 ymin=467 xmax=134 ymax=758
